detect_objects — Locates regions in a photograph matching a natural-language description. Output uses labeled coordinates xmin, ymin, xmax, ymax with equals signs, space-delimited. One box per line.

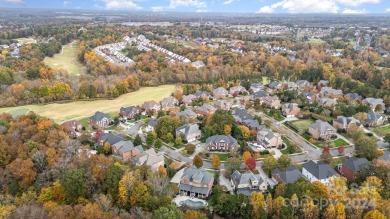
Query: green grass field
xmin=45 ymin=41 xmax=86 ymax=75
xmin=262 ymin=76 xmax=270 ymax=85
xmin=15 ymin=38 xmax=37 ymax=44
xmin=0 ymin=85 xmax=175 ymax=123
xmin=373 ymin=125 xmax=390 ymax=137
xmin=167 ymin=39 xmax=199 ymax=49
xmin=211 ymin=153 xmax=229 ymax=161
xmin=308 ymin=38 xmax=325 ymax=44
xmin=290 ymin=119 xmax=315 ymax=132
xmin=333 ymin=138 xmax=349 ymax=147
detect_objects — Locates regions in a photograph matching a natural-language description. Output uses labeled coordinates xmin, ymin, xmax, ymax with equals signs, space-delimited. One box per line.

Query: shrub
xmin=185 ymin=144 xmax=196 ymax=155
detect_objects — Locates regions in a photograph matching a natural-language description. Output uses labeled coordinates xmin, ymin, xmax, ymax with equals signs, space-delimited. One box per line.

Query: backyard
xmin=0 ymin=85 xmax=175 ymax=123
xmin=288 ymin=119 xmax=315 ymax=133
xmin=372 ymin=125 xmax=390 ymax=137
xmin=45 ymin=41 xmax=87 ymax=75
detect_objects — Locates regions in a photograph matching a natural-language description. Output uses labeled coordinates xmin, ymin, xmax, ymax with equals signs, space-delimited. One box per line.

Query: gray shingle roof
xmin=272 ymin=165 xmax=306 ymax=184
xmin=194 ymin=91 xmax=211 ymax=98
xmin=303 ymin=160 xmax=338 ymax=180
xmin=233 ymin=109 xmax=253 ymax=121
xmin=113 ymin=140 xmax=135 ymax=153
xmin=176 ymin=109 xmax=197 ymax=118
xmin=120 ymin=106 xmax=139 ymax=116
xmin=342 ymin=157 xmax=369 ymax=172
xmin=206 ymin=135 xmax=238 ymax=146
xmin=252 ymin=91 xmax=268 ymax=98
xmin=365 ymin=111 xmax=383 ymax=124
xmin=231 ymin=170 xmax=264 ymax=186
xmin=176 ymin=124 xmax=200 ymax=136
xmin=181 ymin=166 xmax=214 ymax=184
xmin=378 ymin=151 xmax=390 ymax=163
xmin=90 ymin=111 xmax=111 ymax=122
xmin=310 ymin=120 xmax=336 ymax=132
xmin=99 ymin=133 xmax=124 ymax=145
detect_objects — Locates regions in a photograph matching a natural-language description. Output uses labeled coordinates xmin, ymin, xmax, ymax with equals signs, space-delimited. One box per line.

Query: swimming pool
xmin=179 ymin=199 xmax=207 ymax=207
xmin=248 ymin=142 xmax=265 ymax=150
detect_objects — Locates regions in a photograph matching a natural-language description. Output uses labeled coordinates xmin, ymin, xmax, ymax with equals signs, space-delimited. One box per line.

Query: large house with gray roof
xmin=176 ymin=109 xmax=197 ymax=120
xmin=212 ymin=87 xmax=229 ymax=99
xmin=333 ymin=116 xmax=363 ymax=131
xmin=363 ymin=98 xmax=385 ymax=111
xmin=282 ymin=103 xmax=300 ymax=117
xmin=319 ymin=87 xmax=343 ymax=98
xmin=194 ymin=91 xmax=212 ymax=100
xmin=112 ymin=140 xmax=144 ymax=162
xmin=195 ymin=103 xmax=216 ymax=116
xmin=132 ymin=148 xmax=164 ymax=171
xmin=161 ymin=96 xmax=179 ymax=110
xmin=213 ymin=100 xmax=232 ymax=110
xmin=257 ymin=127 xmax=283 ymax=148
xmin=205 ymin=135 xmax=238 ymax=152
xmin=120 ymin=106 xmax=140 ymax=120
xmin=233 ymin=109 xmax=254 ymax=123
xmin=344 ymin=93 xmax=363 ymax=101
xmin=182 ymin=94 xmax=197 ymax=106
xmin=90 ymin=111 xmax=112 ymax=128
xmin=302 ymin=160 xmax=338 ymax=185
xmin=98 ymin=133 xmax=124 ymax=147
xmin=231 ymin=170 xmax=268 ymax=196
xmin=176 ymin=124 xmax=202 ymax=142
xmin=179 ymin=166 xmax=214 ymax=198
xmin=364 ymin=111 xmax=385 ymax=127
xmin=338 ymin=157 xmax=369 ymax=182
xmin=250 ymin=83 xmax=264 ymax=93
xmin=308 ymin=120 xmax=337 ymax=140
xmin=229 ymin=85 xmax=247 ymax=95
xmin=272 ymin=166 xmax=306 ymax=184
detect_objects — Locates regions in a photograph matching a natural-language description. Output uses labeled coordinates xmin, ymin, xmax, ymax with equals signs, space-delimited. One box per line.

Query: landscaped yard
xmin=373 ymin=125 xmax=390 ymax=137
xmin=289 ymin=119 xmax=315 ymax=133
xmin=281 ymin=136 xmax=303 ymax=154
xmin=0 ymin=85 xmax=175 ymax=123
xmin=212 ymin=153 xmax=229 ymax=161
xmin=262 ymin=77 xmax=270 ymax=85
xmin=314 ymin=138 xmax=349 ymax=149
xmin=15 ymin=37 xmax=37 ymax=44
xmin=333 ymin=138 xmax=349 ymax=147
xmin=45 ymin=41 xmax=87 ymax=75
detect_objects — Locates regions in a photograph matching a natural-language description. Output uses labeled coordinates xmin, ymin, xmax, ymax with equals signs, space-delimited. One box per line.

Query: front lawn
xmin=333 ymin=138 xmax=349 ymax=147
xmin=281 ymin=136 xmax=303 ymax=154
xmin=314 ymin=138 xmax=349 ymax=149
xmin=373 ymin=125 xmax=390 ymax=137
xmin=213 ymin=153 xmax=229 ymax=161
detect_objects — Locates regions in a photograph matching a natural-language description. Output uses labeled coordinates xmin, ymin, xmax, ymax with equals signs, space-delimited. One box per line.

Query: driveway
xmin=256 ymin=163 xmax=278 ymax=188
xmin=219 ymin=173 xmax=234 ymax=194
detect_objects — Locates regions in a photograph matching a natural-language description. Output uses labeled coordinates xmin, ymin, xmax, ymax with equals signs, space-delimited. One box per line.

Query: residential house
xmin=212 ymin=87 xmax=229 ymax=99
xmin=195 ymin=103 xmax=216 ymax=116
xmin=251 ymin=91 xmax=268 ymax=101
xmin=319 ymin=87 xmax=343 ymax=98
xmin=261 ymin=96 xmax=281 ymax=109
xmin=363 ymin=98 xmax=385 ymax=111
xmin=176 ymin=124 xmax=202 ymax=142
xmin=213 ymin=100 xmax=232 ymax=110
xmin=194 ymin=91 xmax=212 ymax=100
xmin=191 ymin=60 xmax=206 ymax=69
xmin=132 ymin=148 xmax=164 ymax=171
xmin=303 ymin=91 xmax=318 ymax=103
xmin=161 ymin=96 xmax=179 ymax=110
xmin=98 ymin=133 xmax=124 ymax=147
xmin=120 ymin=106 xmax=140 ymax=120
xmin=302 ymin=160 xmax=338 ymax=185
xmin=112 ymin=140 xmax=144 ymax=162
xmin=242 ymin=119 xmax=263 ymax=131
xmin=319 ymin=98 xmax=337 ymax=109
xmin=282 ymin=103 xmax=300 ymax=117
xmin=364 ymin=111 xmax=385 ymax=127
xmin=338 ymin=157 xmax=369 ymax=182
xmin=142 ymin=100 xmax=161 ymax=114
xmin=179 ymin=166 xmax=214 ymax=198
xmin=229 ymin=85 xmax=247 ymax=95
xmin=296 ymin=80 xmax=310 ymax=89
xmin=61 ymin=120 xmax=83 ymax=138
xmin=176 ymin=109 xmax=197 ymax=120
xmin=318 ymin=80 xmax=329 ymax=87
xmin=231 ymin=170 xmax=268 ymax=196
xmin=283 ymin=81 xmax=299 ymax=90
xmin=257 ymin=127 xmax=283 ymax=148
xmin=378 ymin=151 xmax=390 ymax=163
xmin=146 ymin=119 xmax=157 ymax=132
xmin=205 ymin=135 xmax=238 ymax=152
xmin=269 ymin=81 xmax=282 ymax=90
xmin=333 ymin=116 xmax=363 ymax=131
xmin=90 ymin=111 xmax=112 ymax=128
xmin=250 ymin=83 xmax=264 ymax=93
xmin=308 ymin=120 xmax=337 ymax=140
xmin=233 ymin=109 xmax=254 ymax=124
xmin=272 ymin=166 xmax=306 ymax=184
xmin=344 ymin=93 xmax=363 ymax=101
xmin=182 ymin=94 xmax=197 ymax=106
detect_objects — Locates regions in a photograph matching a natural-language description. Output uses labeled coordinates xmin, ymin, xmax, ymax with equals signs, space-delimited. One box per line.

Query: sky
xmin=1 ymin=0 xmax=390 ymax=14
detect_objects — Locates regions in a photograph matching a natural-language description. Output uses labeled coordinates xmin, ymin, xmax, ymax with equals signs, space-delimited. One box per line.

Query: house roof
xmin=334 ymin=116 xmax=361 ymax=128
xmin=378 ymin=151 xmax=390 ymax=163
xmin=213 ymin=87 xmax=228 ymax=95
xmin=269 ymin=81 xmax=281 ymax=89
xmin=181 ymin=166 xmax=214 ymax=184
xmin=161 ymin=96 xmax=178 ymax=107
xmin=364 ymin=98 xmax=384 ymax=106
xmin=250 ymin=83 xmax=264 ymax=89
xmin=148 ymin=119 xmax=157 ymax=127
xmin=344 ymin=93 xmax=363 ymax=100
xmin=303 ymin=160 xmax=338 ymax=180
xmin=206 ymin=135 xmax=238 ymax=146
xmin=214 ymin=100 xmax=231 ymax=108
xmin=252 ymin=91 xmax=268 ymax=98
xmin=120 ymin=106 xmax=139 ymax=115
xmin=366 ymin=111 xmax=383 ymax=124
xmin=90 ymin=111 xmax=111 ymax=122
xmin=176 ymin=124 xmax=201 ymax=136
xmin=231 ymin=170 xmax=264 ymax=187
xmin=142 ymin=100 xmax=159 ymax=109
xmin=194 ymin=91 xmax=211 ymax=98
xmin=296 ymin=80 xmax=309 ymax=86
xmin=196 ymin=103 xmax=216 ymax=114
xmin=233 ymin=109 xmax=254 ymax=121
xmin=272 ymin=165 xmax=306 ymax=184
xmin=176 ymin=109 xmax=197 ymax=118
xmin=182 ymin=94 xmax=197 ymax=103
xmin=243 ymin=119 xmax=261 ymax=129
xmin=133 ymin=148 xmax=164 ymax=166
xmin=342 ymin=157 xmax=369 ymax=172
xmin=113 ymin=140 xmax=135 ymax=154
xmin=310 ymin=120 xmax=336 ymax=132
xmin=99 ymin=133 xmax=124 ymax=145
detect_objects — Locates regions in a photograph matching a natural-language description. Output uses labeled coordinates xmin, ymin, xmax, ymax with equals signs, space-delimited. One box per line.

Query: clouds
xmin=223 ymin=0 xmax=234 ymax=5
xmin=100 ymin=0 xmax=142 ymax=10
xmin=0 ymin=0 xmax=24 ymax=3
xmin=257 ymin=0 xmax=382 ymax=13
xmin=169 ymin=0 xmax=207 ymax=9
xmin=386 ymin=7 xmax=390 ymax=12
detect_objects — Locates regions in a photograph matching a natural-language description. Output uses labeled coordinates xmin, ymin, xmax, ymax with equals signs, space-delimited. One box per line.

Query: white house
xmin=302 ymin=160 xmax=338 ymax=185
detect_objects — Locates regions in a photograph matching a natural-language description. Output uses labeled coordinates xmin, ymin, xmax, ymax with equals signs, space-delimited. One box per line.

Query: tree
xmin=355 ymin=135 xmax=378 ymax=160
xmin=323 ymin=146 xmax=330 ymax=154
xmin=238 ymin=125 xmax=250 ymax=140
xmin=7 ymin=158 xmax=37 ymax=188
xmin=322 ymin=204 xmax=336 ymax=219
xmin=242 ymin=151 xmax=252 ymax=163
xmin=277 ymin=154 xmax=291 ymax=170
xmin=335 ymin=203 xmax=346 ymax=219
xmin=320 ymin=152 xmax=333 ymax=164
xmin=223 ymin=124 xmax=232 ymax=135
xmin=249 ymin=192 xmax=266 ymax=219
xmin=185 ymin=144 xmax=195 ymax=155
xmin=354 ymin=112 xmax=368 ymax=124
xmin=134 ymin=134 xmax=142 ymax=146
xmin=265 ymin=193 xmax=273 ymax=214
xmin=184 ymin=210 xmax=207 ymax=219
xmin=154 ymin=139 xmax=163 ymax=149
xmin=158 ymin=165 xmax=167 ymax=177
xmin=103 ymin=142 xmax=111 ymax=154
xmin=300 ymin=196 xmax=318 ymax=219
xmin=102 ymin=164 xmax=124 ymax=202
xmin=152 ymin=204 xmax=184 ymax=219
xmin=338 ymin=146 xmax=345 ymax=155
xmin=384 ymin=133 xmax=390 ymax=144
xmin=61 ymin=168 xmax=86 ymax=204
xmin=246 ymin=157 xmax=256 ymax=171
xmin=212 ymin=155 xmax=221 ymax=169
xmin=364 ymin=210 xmax=386 ymax=219
xmin=273 ymin=196 xmax=285 ymax=217
xmin=146 ymin=131 xmax=157 ymax=145
xmin=155 ymin=116 xmax=175 ymax=141
xmin=224 ymin=157 xmax=241 ymax=178
xmin=193 ymin=155 xmax=203 ymax=168
xmin=262 ymin=156 xmax=278 ymax=177
xmin=174 ymin=137 xmax=182 ymax=148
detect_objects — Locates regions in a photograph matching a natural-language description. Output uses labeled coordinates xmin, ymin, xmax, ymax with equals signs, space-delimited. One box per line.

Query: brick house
xmin=205 ymin=135 xmax=238 ymax=152
xmin=179 ymin=166 xmax=214 ymax=198
xmin=338 ymin=157 xmax=369 ymax=182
